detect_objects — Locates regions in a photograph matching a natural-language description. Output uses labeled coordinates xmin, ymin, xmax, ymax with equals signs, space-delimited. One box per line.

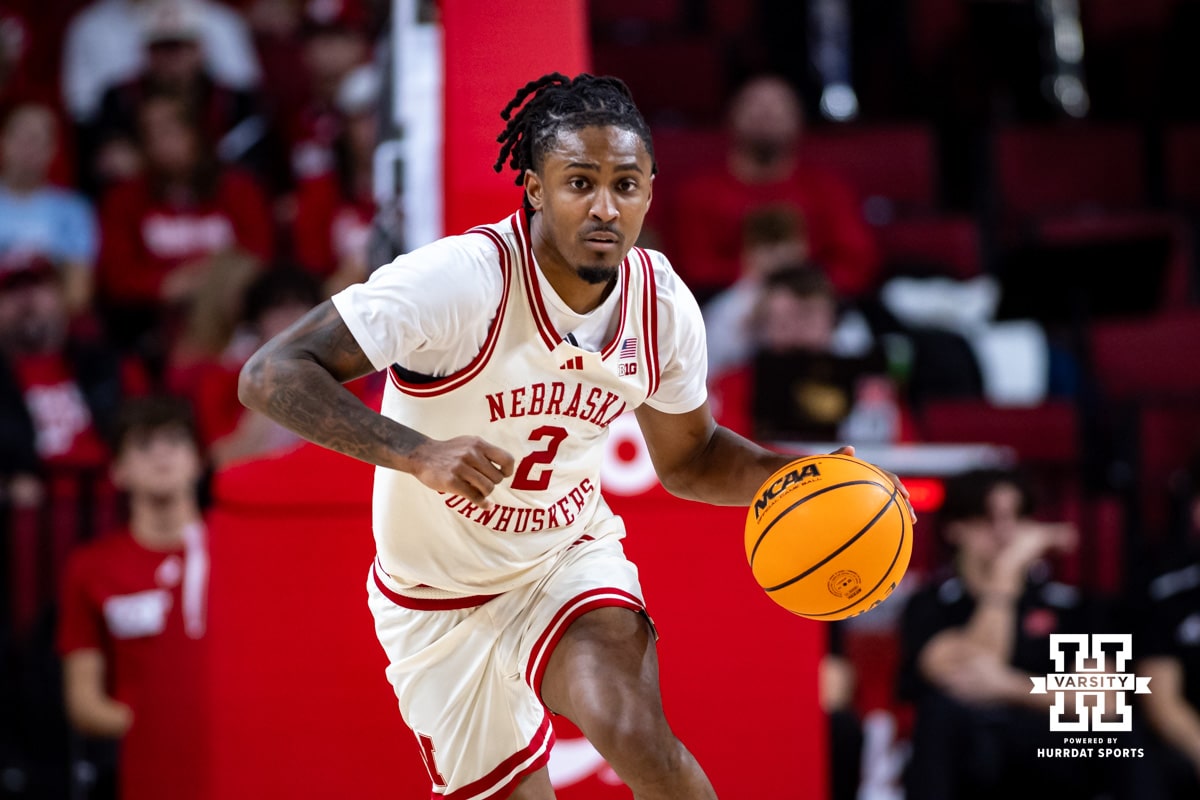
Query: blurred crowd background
xmin=1 ymin=0 xmax=1200 ymax=798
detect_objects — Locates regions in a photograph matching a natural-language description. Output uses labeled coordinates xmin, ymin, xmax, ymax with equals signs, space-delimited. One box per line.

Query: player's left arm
xmin=640 ymin=254 xmax=910 ymax=509
xmin=635 ymin=401 xmax=911 ymax=512
xmin=634 ymin=400 xmax=791 ymax=505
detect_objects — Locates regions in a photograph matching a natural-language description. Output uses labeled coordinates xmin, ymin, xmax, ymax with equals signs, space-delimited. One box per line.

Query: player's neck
xmin=529 ymin=215 xmax=615 ymax=314
xmin=129 ymin=493 xmax=201 ymax=551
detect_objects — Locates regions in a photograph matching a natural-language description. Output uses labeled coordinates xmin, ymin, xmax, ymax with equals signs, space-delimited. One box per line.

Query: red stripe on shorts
xmin=372 ymin=561 xmax=498 ymax=610
xmin=434 ymin=707 xmax=555 ymax=800
xmin=525 ymin=587 xmax=645 ymax=702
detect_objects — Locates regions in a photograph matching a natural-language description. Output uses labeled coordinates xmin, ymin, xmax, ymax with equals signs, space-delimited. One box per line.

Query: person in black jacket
xmin=0 ymin=252 xmax=135 ymax=506
xmin=898 ymin=468 xmax=1159 ymax=800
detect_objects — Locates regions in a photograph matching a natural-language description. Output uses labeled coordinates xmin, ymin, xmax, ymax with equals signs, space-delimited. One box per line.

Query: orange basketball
xmin=744 ymin=454 xmax=913 ymax=620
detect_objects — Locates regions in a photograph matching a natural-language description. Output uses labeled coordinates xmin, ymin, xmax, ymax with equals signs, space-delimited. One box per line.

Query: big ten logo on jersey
xmin=618 ymin=362 xmax=638 ymax=377
xmin=752 ymin=463 xmax=822 ymax=521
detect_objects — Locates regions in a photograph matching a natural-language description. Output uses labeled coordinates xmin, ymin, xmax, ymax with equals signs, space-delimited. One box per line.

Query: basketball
xmin=744 ymin=454 xmax=913 ymax=620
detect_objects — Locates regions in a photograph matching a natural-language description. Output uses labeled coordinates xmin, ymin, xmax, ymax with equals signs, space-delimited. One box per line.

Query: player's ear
xmin=523 ymin=169 xmax=543 ymax=211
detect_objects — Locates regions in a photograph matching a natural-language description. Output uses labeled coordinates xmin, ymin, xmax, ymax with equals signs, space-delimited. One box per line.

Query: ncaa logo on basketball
xmin=1029 ymin=634 xmax=1152 ymax=732
xmin=752 ymin=463 xmax=821 ymax=521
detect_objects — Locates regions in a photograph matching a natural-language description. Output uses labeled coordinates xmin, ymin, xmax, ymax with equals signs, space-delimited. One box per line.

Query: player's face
xmin=525 ymin=125 xmax=653 ymax=284
xmin=112 ymin=425 xmax=202 ymax=501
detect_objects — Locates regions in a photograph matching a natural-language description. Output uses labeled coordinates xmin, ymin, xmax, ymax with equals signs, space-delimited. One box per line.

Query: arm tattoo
xmin=240 ymin=301 xmax=426 ymax=470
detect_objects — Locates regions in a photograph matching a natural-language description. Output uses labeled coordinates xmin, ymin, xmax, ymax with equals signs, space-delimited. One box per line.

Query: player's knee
xmin=579 ymin=704 xmax=683 ymax=775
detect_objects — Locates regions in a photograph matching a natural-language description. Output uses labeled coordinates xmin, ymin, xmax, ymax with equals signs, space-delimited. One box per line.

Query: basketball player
xmin=239 ymin=73 xmax=911 ymax=799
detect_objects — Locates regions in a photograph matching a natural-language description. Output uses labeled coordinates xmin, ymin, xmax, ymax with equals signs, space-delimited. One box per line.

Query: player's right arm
xmin=62 ymin=650 xmax=133 ymax=738
xmin=238 ymin=300 xmax=513 ymax=507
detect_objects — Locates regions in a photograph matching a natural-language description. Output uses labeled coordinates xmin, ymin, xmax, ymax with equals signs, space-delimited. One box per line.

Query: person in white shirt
xmin=239 ymin=72 xmax=911 ymax=800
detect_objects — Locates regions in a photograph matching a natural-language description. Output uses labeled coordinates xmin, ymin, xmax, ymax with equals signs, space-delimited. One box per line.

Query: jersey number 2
xmin=511 ymin=425 xmax=568 ymax=491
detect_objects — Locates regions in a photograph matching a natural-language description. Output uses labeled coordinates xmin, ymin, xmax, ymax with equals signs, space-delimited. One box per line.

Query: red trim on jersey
xmin=599 ymin=263 xmax=632 ymax=360
xmin=513 ymin=213 xmax=559 ymax=350
xmin=524 ymin=587 xmax=645 ymax=701
xmin=635 ymin=248 xmax=662 ymax=397
xmin=515 ymin=211 xmax=633 ymax=355
xmin=434 ymin=708 xmax=555 ymax=800
xmin=387 ymin=226 xmax=513 ymax=397
xmin=372 ymin=561 xmax=498 ymax=610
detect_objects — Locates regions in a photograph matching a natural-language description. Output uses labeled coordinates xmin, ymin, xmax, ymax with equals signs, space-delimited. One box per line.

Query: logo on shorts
xmin=1029 ymin=634 xmax=1152 ymax=732
xmin=828 ymin=570 xmax=862 ymax=599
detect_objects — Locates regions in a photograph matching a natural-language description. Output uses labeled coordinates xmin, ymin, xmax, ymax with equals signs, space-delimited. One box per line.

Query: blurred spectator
xmin=822 ymin=621 xmax=863 ymax=800
xmin=96 ymin=94 xmax=272 ymax=362
xmin=58 ymin=395 xmax=210 ymax=800
xmin=0 ymin=103 xmax=98 ymax=313
xmin=702 ymin=204 xmax=810 ymax=378
xmin=669 ymin=74 xmax=879 ymax=303
xmin=706 ymin=259 xmax=904 ymax=443
xmin=0 ymin=252 xmax=142 ymax=507
xmin=203 ymin=267 xmax=319 ymax=466
xmin=897 ymin=468 xmax=1152 ymax=800
xmin=165 ymin=250 xmax=259 ymax=397
xmin=293 ymin=63 xmax=379 ymax=293
xmin=749 ymin=267 xmax=901 ymax=443
xmin=84 ymin=0 xmax=277 ymax=194
xmin=62 ymin=0 xmax=260 ymax=124
xmin=1137 ymin=456 xmax=1200 ymax=799
xmin=285 ymin=0 xmax=371 ymax=183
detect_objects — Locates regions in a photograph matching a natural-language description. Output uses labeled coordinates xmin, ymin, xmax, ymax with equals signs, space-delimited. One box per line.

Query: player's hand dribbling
xmin=412 ymin=436 xmax=515 ymax=509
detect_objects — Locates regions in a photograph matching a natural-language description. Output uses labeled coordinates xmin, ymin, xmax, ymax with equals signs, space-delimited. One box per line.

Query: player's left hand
xmin=829 ymin=445 xmax=917 ymax=524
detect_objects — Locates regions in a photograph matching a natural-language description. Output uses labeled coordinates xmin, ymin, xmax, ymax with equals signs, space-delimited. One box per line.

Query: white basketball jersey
xmin=332 ymin=211 xmax=707 ymax=595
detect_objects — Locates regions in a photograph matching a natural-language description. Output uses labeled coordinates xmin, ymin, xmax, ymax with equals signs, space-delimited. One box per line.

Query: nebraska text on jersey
xmin=486 ymin=382 xmax=628 ymax=429
xmin=330 ymin=211 xmax=709 ymax=595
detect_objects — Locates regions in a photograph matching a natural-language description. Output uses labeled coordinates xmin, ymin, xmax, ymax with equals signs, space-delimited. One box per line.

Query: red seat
xmin=1137 ymin=403 xmax=1200 ymax=536
xmin=1079 ymin=0 xmax=1177 ymax=42
xmin=918 ymin=400 xmax=1079 ymax=465
xmin=592 ymin=37 xmax=726 ymax=123
xmin=1034 ymin=210 xmax=1194 ymax=310
xmin=874 ymin=215 xmax=983 ymax=279
xmin=803 ymin=124 xmax=938 ymax=212
xmin=704 ymin=0 xmax=757 ymax=33
xmin=994 ymin=124 xmax=1146 ymax=222
xmin=589 ymin=0 xmax=681 ymax=30
xmin=907 ymin=0 xmax=969 ymax=71
xmin=1089 ymin=312 xmax=1200 ymax=401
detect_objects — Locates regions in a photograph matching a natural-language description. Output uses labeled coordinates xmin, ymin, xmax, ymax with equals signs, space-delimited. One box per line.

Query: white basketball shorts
xmin=366 ymin=523 xmax=648 ymax=800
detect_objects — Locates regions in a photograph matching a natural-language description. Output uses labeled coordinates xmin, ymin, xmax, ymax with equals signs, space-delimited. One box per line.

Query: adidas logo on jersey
xmin=560 ymin=356 xmax=584 ymax=370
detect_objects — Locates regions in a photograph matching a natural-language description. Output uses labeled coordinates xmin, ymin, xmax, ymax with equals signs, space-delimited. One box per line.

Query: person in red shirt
xmin=668 ymin=75 xmax=879 ymax=303
xmin=282 ymin=0 xmax=371 ymax=183
xmin=0 ymin=251 xmax=147 ymax=498
xmin=57 ymin=395 xmax=210 ymax=800
xmin=96 ymin=93 xmax=272 ymax=356
xmin=292 ymin=64 xmax=377 ymax=293
xmin=84 ymin=0 xmax=277 ymax=197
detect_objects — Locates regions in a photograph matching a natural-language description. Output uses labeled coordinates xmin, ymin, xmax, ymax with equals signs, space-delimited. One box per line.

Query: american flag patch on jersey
xmin=619 ymin=338 xmax=638 ymax=359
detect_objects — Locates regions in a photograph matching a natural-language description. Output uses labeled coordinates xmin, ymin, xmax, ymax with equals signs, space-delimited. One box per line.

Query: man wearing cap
xmin=285 ymin=0 xmax=372 ymax=181
xmin=84 ymin=0 xmax=275 ymax=192
xmin=0 ymin=251 xmax=140 ymax=505
xmin=62 ymin=0 xmax=260 ymax=124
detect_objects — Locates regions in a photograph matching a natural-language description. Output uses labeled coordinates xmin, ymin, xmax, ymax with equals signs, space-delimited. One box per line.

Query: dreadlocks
xmin=493 ymin=73 xmax=657 ymax=196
